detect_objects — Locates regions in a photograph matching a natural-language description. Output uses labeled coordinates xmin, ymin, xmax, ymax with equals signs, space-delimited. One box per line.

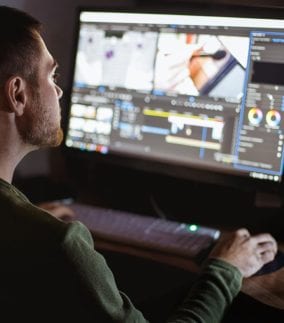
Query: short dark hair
xmin=0 ymin=6 xmax=42 ymax=86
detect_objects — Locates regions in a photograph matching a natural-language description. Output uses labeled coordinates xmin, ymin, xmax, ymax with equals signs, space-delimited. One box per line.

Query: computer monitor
xmin=64 ymin=4 xmax=284 ymax=200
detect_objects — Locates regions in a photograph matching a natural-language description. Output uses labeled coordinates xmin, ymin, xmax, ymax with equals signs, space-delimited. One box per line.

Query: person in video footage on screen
xmin=155 ymin=43 xmax=200 ymax=95
xmin=0 ymin=6 xmax=277 ymax=322
xmin=155 ymin=34 xmax=228 ymax=96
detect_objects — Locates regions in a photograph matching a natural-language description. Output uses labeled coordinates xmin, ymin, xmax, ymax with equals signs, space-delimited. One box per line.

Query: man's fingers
xmin=38 ymin=202 xmax=76 ymax=220
xmin=235 ymin=228 xmax=250 ymax=238
xmin=38 ymin=201 xmax=60 ymax=208
xmin=50 ymin=205 xmax=75 ymax=217
xmin=253 ymin=233 xmax=276 ymax=244
xmin=257 ymin=241 xmax=277 ymax=254
xmin=259 ymin=250 xmax=276 ymax=264
xmin=253 ymin=234 xmax=277 ymax=255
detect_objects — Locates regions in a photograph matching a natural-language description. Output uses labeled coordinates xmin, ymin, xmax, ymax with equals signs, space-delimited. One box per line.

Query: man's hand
xmin=209 ymin=228 xmax=277 ymax=278
xmin=37 ymin=201 xmax=75 ymax=221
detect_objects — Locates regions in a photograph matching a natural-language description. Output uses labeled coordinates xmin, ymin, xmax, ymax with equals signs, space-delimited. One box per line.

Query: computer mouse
xmin=253 ymin=250 xmax=284 ymax=276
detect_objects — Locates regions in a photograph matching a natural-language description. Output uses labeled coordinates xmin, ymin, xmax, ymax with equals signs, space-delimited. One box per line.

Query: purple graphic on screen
xmin=105 ymin=50 xmax=114 ymax=59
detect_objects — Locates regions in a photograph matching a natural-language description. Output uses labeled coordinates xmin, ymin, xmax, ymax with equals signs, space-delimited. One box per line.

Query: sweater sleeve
xmin=166 ymin=259 xmax=242 ymax=323
xmin=62 ymin=221 xmax=241 ymax=323
xmin=62 ymin=221 xmax=148 ymax=322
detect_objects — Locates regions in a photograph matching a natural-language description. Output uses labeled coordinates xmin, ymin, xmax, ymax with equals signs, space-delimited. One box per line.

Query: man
xmin=0 ymin=6 xmax=277 ymax=322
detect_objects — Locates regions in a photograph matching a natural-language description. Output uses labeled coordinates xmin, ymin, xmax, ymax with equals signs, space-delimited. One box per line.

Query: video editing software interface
xmin=65 ymin=10 xmax=284 ymax=183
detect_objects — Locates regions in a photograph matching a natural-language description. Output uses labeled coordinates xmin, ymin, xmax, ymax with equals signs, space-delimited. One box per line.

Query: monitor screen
xmin=64 ymin=6 xmax=284 ymax=190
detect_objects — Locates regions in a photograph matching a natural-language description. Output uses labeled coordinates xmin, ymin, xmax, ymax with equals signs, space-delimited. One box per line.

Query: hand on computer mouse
xmin=253 ymin=250 xmax=284 ymax=276
xmin=208 ymin=228 xmax=277 ymax=278
xmin=37 ymin=201 xmax=75 ymax=221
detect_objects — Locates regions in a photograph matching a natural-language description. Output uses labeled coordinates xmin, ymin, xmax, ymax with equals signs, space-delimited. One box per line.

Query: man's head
xmin=0 ymin=6 xmax=63 ymax=149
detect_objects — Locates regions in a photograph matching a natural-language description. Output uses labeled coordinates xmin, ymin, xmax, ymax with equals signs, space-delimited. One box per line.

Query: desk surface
xmin=94 ymin=238 xmax=284 ymax=311
xmin=242 ymin=267 xmax=284 ymax=310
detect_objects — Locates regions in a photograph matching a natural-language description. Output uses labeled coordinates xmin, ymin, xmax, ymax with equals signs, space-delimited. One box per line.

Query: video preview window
xmin=154 ymin=33 xmax=249 ymax=100
xmin=74 ymin=24 xmax=250 ymax=100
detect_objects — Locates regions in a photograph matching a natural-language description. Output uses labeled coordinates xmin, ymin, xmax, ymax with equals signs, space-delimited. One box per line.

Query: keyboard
xmin=70 ymin=202 xmax=221 ymax=261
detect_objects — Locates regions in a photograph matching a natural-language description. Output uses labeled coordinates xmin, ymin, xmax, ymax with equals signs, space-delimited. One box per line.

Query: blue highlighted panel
xmin=141 ymin=126 xmax=170 ymax=135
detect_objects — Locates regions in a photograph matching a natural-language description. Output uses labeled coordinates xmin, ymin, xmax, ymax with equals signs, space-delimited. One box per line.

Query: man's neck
xmin=0 ymin=169 xmax=14 ymax=184
xmin=0 ymin=153 xmax=17 ymax=183
xmin=0 ymin=137 xmax=34 ymax=184
xmin=0 ymin=112 xmax=35 ymax=183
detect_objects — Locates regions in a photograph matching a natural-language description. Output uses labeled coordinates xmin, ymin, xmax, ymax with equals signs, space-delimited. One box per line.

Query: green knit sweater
xmin=0 ymin=178 xmax=241 ymax=322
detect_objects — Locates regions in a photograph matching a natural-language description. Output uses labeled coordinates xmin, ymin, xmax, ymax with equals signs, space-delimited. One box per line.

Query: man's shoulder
xmin=0 ymin=185 xmax=69 ymax=241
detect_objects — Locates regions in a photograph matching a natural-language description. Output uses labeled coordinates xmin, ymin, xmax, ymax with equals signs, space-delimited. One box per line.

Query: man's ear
xmin=4 ymin=76 xmax=28 ymax=116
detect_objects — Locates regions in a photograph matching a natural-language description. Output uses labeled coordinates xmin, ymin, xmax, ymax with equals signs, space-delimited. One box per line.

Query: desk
xmin=241 ymin=244 xmax=284 ymax=310
xmin=94 ymin=238 xmax=284 ymax=312
xmin=242 ymin=268 xmax=284 ymax=310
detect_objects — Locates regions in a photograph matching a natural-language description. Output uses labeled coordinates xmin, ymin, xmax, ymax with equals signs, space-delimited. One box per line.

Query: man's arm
xmin=61 ymin=221 xmax=277 ymax=323
xmin=167 ymin=228 xmax=277 ymax=323
xmin=167 ymin=259 xmax=242 ymax=323
xmin=62 ymin=221 xmax=148 ymax=322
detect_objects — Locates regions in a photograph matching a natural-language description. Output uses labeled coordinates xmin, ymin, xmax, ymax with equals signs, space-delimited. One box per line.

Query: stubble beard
xmin=16 ymin=86 xmax=63 ymax=148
